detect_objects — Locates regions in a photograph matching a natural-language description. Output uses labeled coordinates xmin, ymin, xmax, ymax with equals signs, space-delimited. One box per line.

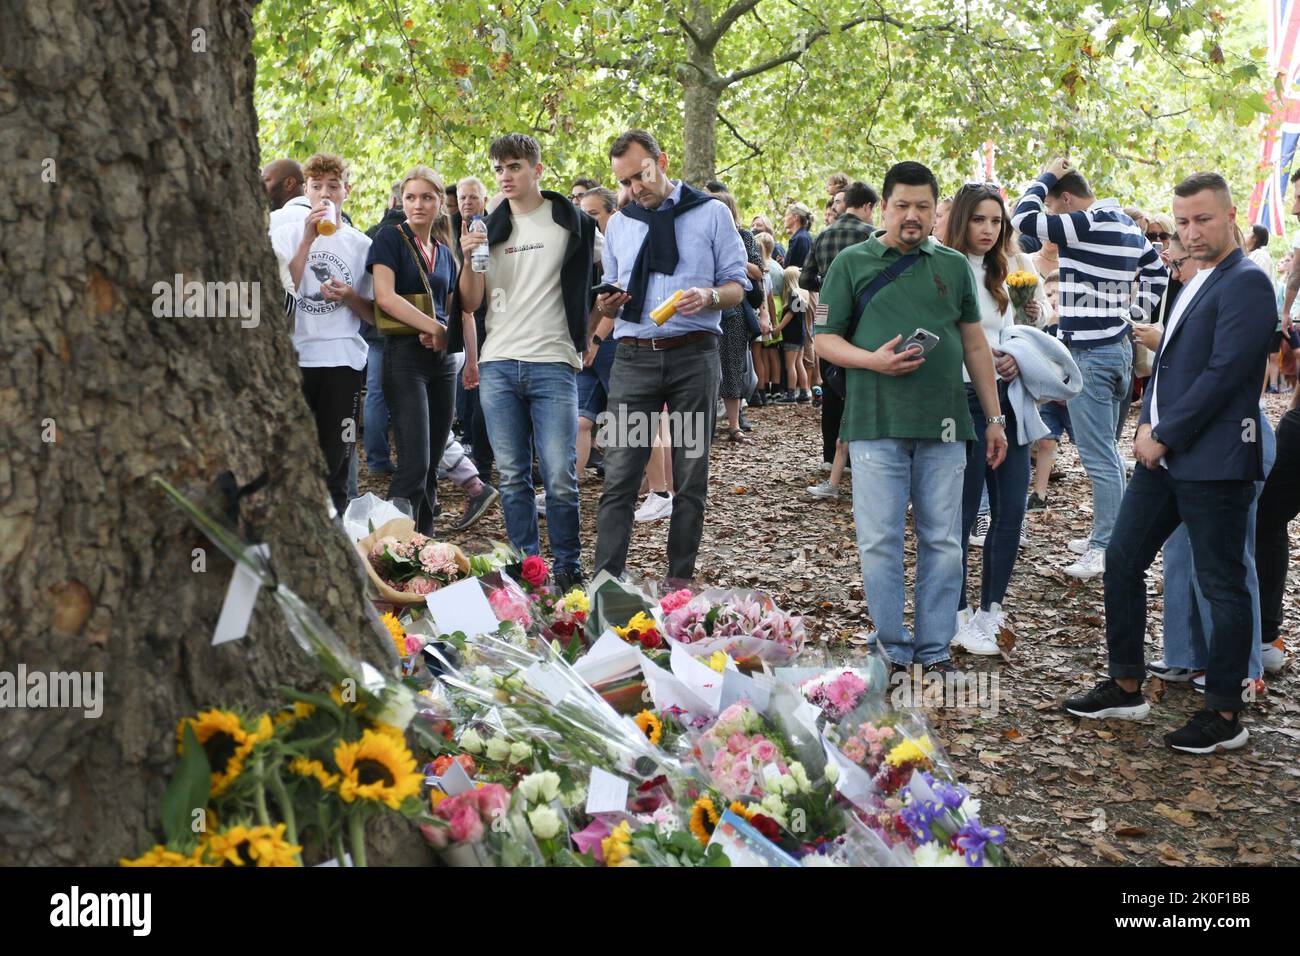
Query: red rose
xmin=551 ymin=620 xmax=575 ymax=637
xmin=638 ymin=628 xmax=663 ymax=650
xmin=521 ymin=555 xmax=548 ymax=587
xmin=749 ymin=814 xmax=782 ymax=842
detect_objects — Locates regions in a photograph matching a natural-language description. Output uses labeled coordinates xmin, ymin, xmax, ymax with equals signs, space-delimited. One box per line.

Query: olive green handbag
xmin=375 ymin=228 xmax=439 ymax=336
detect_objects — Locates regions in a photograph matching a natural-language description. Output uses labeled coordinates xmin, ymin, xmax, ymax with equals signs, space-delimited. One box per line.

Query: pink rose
xmin=727 ymin=733 xmax=749 ymax=755
xmin=659 ymin=588 xmax=694 ymax=613
xmin=842 ymin=738 xmax=868 ymax=764
xmin=448 ymin=804 xmax=485 ymax=843
xmin=407 ymin=576 xmax=436 ymax=596
xmin=752 ymin=739 xmax=778 ymax=763
xmin=476 ymin=784 xmax=510 ymax=820
xmin=729 ymin=766 xmax=753 ymax=794
xmin=404 ymin=635 xmax=425 ymax=655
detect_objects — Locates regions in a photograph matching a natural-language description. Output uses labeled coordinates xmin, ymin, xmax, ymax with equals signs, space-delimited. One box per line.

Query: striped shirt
xmin=1011 ymin=172 xmax=1168 ymax=349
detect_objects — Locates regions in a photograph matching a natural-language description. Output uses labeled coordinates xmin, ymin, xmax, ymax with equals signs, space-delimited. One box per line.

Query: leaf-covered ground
xmin=361 ymin=393 xmax=1300 ymax=866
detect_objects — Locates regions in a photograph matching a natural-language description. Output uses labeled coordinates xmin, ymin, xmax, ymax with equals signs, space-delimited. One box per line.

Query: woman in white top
xmin=944 ymin=183 xmax=1047 ymax=654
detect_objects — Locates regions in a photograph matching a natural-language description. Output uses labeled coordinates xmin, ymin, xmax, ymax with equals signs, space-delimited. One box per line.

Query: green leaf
xmin=161 ymin=723 xmax=212 ymax=849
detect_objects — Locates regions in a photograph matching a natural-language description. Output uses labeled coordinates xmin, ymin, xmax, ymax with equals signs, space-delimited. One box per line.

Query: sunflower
xmin=203 ymin=824 xmax=302 ymax=867
xmin=273 ymin=701 xmax=317 ymax=727
xmin=728 ymin=800 xmax=754 ymax=822
xmin=288 ymin=756 xmax=339 ymax=791
xmin=334 ymin=729 xmax=423 ymax=809
xmin=633 ymin=710 xmax=663 ymax=747
xmin=328 ymin=687 xmax=406 ymax=741
xmin=120 ymin=844 xmax=208 ymax=867
xmin=381 ymin=611 xmax=407 ymax=657
xmin=689 ymin=796 xmax=720 ymax=845
xmin=176 ymin=710 xmax=274 ymax=797
xmin=601 ymin=821 xmax=633 ymax=865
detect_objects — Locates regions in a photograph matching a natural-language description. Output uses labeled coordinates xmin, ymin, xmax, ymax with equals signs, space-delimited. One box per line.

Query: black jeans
xmin=1256 ymin=406 xmax=1300 ymax=643
xmin=463 ymin=384 xmax=494 ymax=476
xmin=819 ymin=358 xmax=844 ymax=464
xmin=595 ymin=336 xmax=720 ymax=582
xmin=1104 ymin=464 xmax=1256 ymax=712
xmin=383 ymin=337 xmax=457 ymax=535
xmin=300 ymin=365 xmax=363 ymax=515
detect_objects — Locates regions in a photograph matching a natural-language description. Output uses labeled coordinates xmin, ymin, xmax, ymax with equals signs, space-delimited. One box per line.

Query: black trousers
xmin=819 ymin=358 xmax=844 ymax=464
xmin=383 ymin=337 xmax=457 ymax=535
xmin=1256 ymin=406 xmax=1300 ymax=643
xmin=300 ymin=365 xmax=363 ymax=515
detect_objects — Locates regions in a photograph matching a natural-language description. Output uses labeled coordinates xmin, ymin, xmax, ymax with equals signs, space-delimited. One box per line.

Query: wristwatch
xmin=986 ymin=415 xmax=1007 ymax=426
xmin=709 ymin=288 xmax=721 ymax=308
xmin=591 ymin=334 xmax=603 ymax=346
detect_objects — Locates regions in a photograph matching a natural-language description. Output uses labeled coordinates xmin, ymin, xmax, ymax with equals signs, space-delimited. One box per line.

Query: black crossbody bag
xmin=822 ymin=252 xmax=921 ymax=399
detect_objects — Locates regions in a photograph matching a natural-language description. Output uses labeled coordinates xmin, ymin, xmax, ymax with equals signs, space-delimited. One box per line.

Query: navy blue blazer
xmin=1140 ymin=248 xmax=1274 ymax=481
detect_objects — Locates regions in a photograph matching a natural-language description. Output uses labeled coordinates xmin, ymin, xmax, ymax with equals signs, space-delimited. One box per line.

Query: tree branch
xmin=701 ymin=0 xmax=763 ymax=48
xmin=719 ymin=15 xmax=874 ymax=88
xmin=716 ymin=110 xmax=763 ymax=160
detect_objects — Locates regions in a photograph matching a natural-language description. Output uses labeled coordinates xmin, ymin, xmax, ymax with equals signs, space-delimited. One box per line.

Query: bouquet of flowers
xmin=1007 ymin=270 xmax=1039 ymax=326
xmin=357 ymin=518 xmax=470 ymax=606
xmin=661 ymin=589 xmax=805 ymax=667
xmin=422 ymin=784 xmax=544 ymax=866
xmin=865 ymin=771 xmax=1007 ymax=867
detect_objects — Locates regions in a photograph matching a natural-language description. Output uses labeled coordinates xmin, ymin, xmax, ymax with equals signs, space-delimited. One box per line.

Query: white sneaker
xmin=969 ymin=514 xmax=990 ymax=547
xmin=952 ymin=608 xmax=1000 ymax=655
xmin=1067 ymin=537 xmax=1090 ymax=555
xmin=1019 ymin=526 xmax=1028 ymax=547
xmin=1064 ymin=547 xmax=1105 ymax=579
xmin=807 ymin=480 xmax=840 ymax=499
xmin=1146 ymin=659 xmax=1201 ymax=682
xmin=1261 ymin=639 xmax=1286 ymax=674
xmin=1192 ymin=673 xmax=1205 ymax=693
xmin=634 ymin=493 xmax=673 ymax=522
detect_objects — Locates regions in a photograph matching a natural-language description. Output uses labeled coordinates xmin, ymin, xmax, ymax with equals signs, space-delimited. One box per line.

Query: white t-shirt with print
xmin=270 ymin=220 xmax=372 ymax=370
xmin=480 ymin=199 xmax=579 ymax=369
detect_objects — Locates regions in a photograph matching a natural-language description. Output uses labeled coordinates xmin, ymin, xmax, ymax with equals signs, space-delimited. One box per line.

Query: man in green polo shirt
xmin=814 ymin=161 xmax=1007 ymax=677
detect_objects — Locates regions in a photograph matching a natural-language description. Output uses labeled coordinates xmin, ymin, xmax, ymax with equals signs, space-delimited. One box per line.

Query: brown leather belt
xmin=626 ymin=330 xmax=715 ymax=351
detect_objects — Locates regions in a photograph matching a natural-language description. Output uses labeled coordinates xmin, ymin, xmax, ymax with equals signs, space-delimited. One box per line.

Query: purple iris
xmin=954 ymin=821 xmax=1006 ymax=867
xmin=917 ymin=772 xmax=968 ymax=813
xmin=899 ymin=799 xmax=943 ymax=841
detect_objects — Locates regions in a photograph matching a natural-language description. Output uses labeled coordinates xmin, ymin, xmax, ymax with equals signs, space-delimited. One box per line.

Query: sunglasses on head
xmin=1147 ymin=231 xmax=1170 ymax=242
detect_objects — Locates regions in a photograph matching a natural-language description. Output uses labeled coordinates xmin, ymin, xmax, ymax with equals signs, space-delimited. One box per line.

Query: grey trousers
xmin=594 ymin=335 xmax=721 ymax=582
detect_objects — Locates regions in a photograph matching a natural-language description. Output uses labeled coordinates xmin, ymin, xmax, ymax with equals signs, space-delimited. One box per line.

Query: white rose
xmin=779 ymin=773 xmax=798 ymax=795
xmin=509 ymin=740 xmax=533 ymax=764
xmin=789 ymin=762 xmax=811 ymax=793
xmin=824 ymin=761 xmax=840 ymax=785
xmin=559 ymin=786 xmax=587 ymax=809
xmin=759 ymin=794 xmax=788 ymax=824
xmin=519 ymin=771 xmax=560 ymax=804
xmin=459 ymin=728 xmax=484 ymax=754
xmin=485 ymin=736 xmax=512 ymax=761
xmin=527 ymin=805 xmax=562 ymax=840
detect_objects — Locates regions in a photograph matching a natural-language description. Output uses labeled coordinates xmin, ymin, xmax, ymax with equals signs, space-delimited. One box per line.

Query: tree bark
xmin=680 ymin=8 xmax=722 ymax=186
xmin=0 ymin=0 xmax=417 ymax=864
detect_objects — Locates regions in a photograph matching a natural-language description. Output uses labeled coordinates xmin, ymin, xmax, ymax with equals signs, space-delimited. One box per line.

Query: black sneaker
xmin=1063 ymin=678 xmax=1150 ymax=720
xmin=773 ymin=390 xmax=798 ymax=403
xmin=554 ymin=567 xmax=587 ymax=595
xmin=1164 ymin=708 xmax=1249 ymax=754
xmin=750 ymin=391 xmax=767 ymax=407
xmin=453 ymin=483 xmax=500 ymax=532
xmin=796 ymin=390 xmax=811 ymax=404
xmin=923 ymin=659 xmax=960 ymax=676
xmin=1026 ymin=492 xmax=1049 ymax=512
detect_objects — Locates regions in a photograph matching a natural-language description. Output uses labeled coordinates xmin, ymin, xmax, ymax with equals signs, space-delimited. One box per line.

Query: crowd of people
xmin=262 ymin=133 xmax=1299 ymax=758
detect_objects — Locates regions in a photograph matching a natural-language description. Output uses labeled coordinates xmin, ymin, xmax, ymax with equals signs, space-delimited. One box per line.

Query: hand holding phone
xmin=592 ymin=281 xmax=625 ymax=297
xmin=893 ymin=327 xmax=940 ymax=355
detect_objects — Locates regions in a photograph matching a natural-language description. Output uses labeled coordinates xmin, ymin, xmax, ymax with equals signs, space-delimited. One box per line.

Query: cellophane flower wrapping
xmin=660 ymin=588 xmax=805 ymax=666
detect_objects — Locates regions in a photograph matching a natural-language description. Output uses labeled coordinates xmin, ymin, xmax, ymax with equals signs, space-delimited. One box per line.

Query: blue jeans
xmin=364 ymin=337 xmax=392 ymax=473
xmin=478 ymin=360 xmax=581 ymax=574
xmin=1068 ymin=339 xmax=1132 ymax=550
xmin=1161 ymin=416 xmax=1275 ymax=680
xmin=849 ymin=438 xmax=967 ymax=666
xmin=960 ymin=383 xmax=1030 ymax=611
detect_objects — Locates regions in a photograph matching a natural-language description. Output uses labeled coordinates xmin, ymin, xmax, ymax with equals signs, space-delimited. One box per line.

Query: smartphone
xmin=592 ymin=281 xmax=625 ymax=296
xmin=894 ymin=327 xmax=940 ymax=355
xmin=1151 ymin=241 xmax=1163 ymax=254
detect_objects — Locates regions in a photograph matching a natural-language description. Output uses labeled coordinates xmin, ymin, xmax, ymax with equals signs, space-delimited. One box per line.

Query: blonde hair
xmin=781 ymin=266 xmax=807 ymax=313
xmin=400 ymin=165 xmax=445 ymax=199
xmin=755 ymin=230 xmax=775 ymax=263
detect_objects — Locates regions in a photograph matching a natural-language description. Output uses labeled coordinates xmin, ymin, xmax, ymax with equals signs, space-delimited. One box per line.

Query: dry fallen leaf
xmin=1153 ymin=803 xmax=1197 ymax=828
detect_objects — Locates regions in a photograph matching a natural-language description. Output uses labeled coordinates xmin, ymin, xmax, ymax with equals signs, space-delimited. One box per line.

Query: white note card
xmin=213 ymin=545 xmax=269 ymax=645
xmin=424 ymin=577 xmax=500 ymax=639
xmin=585 ymin=766 xmax=630 ymax=815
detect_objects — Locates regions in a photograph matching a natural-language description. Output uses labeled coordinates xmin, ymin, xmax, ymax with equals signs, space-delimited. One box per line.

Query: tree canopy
xmin=254 ymin=0 xmax=1273 ymax=235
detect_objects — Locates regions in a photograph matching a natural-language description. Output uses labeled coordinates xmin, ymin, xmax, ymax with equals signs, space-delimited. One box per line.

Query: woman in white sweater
xmin=943 ymin=183 xmax=1048 ymax=655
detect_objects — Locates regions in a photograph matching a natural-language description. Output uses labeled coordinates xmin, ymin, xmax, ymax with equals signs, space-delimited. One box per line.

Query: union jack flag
xmin=1249 ymin=1 xmax=1300 ymax=237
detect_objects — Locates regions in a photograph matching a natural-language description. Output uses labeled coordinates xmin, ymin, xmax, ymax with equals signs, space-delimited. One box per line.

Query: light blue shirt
xmin=602 ymin=180 xmax=751 ymax=338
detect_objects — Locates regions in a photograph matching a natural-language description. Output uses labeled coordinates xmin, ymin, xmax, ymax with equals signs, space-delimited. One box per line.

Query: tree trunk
xmin=680 ymin=12 xmax=721 ymax=187
xmin=0 ymin=0 xmax=417 ymax=865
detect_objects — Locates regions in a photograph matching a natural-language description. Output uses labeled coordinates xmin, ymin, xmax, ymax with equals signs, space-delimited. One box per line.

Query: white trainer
xmin=952 ymin=608 xmax=999 ymax=655
xmin=806 ymin=480 xmax=840 ymax=499
xmin=1261 ymin=638 xmax=1286 ymax=675
xmin=1067 ymin=537 xmax=1090 ymax=555
xmin=969 ymin=514 xmax=990 ymax=547
xmin=1064 ymin=547 xmax=1105 ymax=579
xmin=634 ymin=493 xmax=673 ymax=523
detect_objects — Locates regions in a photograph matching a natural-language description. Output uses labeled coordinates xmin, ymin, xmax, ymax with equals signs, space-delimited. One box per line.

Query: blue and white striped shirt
xmin=1011 ymin=172 xmax=1168 ymax=349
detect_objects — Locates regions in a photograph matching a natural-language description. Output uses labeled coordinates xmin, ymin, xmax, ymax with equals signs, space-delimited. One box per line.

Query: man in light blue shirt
xmin=592 ymin=128 xmax=750 ymax=584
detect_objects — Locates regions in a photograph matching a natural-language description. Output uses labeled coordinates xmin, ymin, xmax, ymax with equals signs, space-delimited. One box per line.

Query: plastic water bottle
xmin=469 ymin=216 xmax=489 ymax=273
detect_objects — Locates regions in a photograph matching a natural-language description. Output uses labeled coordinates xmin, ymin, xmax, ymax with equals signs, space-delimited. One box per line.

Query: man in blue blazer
xmin=1064 ymin=173 xmax=1276 ymax=754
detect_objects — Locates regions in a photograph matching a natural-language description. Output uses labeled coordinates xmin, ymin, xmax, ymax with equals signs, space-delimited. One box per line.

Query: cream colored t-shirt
xmin=479 ymin=199 xmax=580 ymax=368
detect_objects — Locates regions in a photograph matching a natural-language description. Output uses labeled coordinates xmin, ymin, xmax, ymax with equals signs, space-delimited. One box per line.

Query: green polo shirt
xmin=814 ymin=233 xmax=980 ymax=442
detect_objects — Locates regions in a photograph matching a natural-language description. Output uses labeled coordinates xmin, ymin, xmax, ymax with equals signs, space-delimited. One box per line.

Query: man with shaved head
xmin=262 ymin=158 xmax=305 ymax=211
